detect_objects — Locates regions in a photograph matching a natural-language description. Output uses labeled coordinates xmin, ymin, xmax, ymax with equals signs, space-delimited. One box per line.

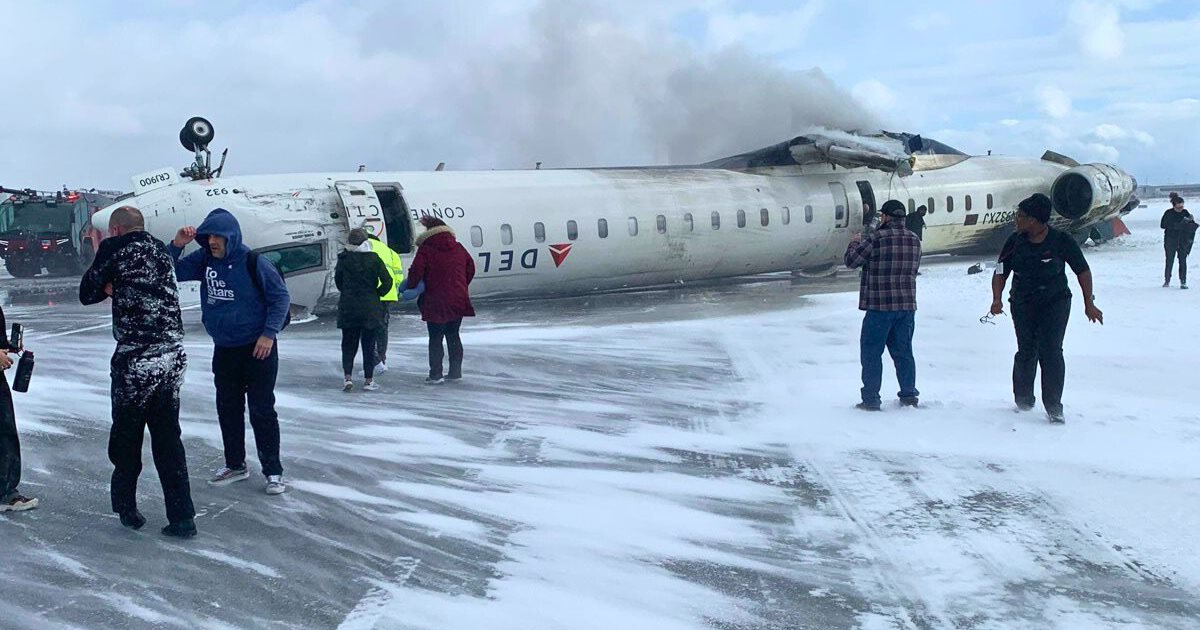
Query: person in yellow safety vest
xmin=367 ymin=234 xmax=404 ymax=374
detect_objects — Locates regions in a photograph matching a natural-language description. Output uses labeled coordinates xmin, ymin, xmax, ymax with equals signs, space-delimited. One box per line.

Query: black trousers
xmin=341 ymin=327 xmax=378 ymax=379
xmin=375 ymin=308 xmax=391 ymax=364
xmin=109 ymin=349 xmax=194 ymax=524
xmin=1165 ymin=238 xmax=1192 ymax=283
xmin=1011 ymin=295 xmax=1071 ymax=414
xmin=427 ymin=320 xmax=463 ymax=379
xmin=213 ymin=343 xmax=282 ymax=477
xmin=0 ymin=372 xmax=21 ymax=501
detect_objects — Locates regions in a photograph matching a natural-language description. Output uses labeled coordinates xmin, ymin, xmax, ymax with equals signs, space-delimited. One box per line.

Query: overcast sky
xmin=1 ymin=0 xmax=1196 ymax=191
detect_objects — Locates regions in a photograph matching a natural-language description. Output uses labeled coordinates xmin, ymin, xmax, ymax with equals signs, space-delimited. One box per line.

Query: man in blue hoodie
xmin=168 ymin=209 xmax=291 ymax=495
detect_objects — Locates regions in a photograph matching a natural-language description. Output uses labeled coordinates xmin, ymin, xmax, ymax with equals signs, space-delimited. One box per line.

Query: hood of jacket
xmin=415 ymin=225 xmax=456 ymax=249
xmin=196 ymin=208 xmax=249 ymax=261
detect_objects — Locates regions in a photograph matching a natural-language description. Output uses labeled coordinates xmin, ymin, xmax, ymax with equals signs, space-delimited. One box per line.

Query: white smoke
xmin=453 ymin=0 xmax=880 ymax=168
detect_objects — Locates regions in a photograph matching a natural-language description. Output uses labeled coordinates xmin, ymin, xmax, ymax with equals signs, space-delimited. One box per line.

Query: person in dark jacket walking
xmin=844 ymin=200 xmax=922 ymax=410
xmin=79 ymin=206 xmax=196 ymax=538
xmin=990 ymin=193 xmax=1104 ymax=424
xmin=406 ymin=217 xmax=476 ymax=383
xmin=168 ymin=209 xmax=291 ymax=494
xmin=906 ymin=205 xmax=927 ymax=241
xmin=0 ymin=304 xmax=37 ymax=512
xmin=1161 ymin=193 xmax=1197 ymax=289
xmin=336 ymin=229 xmax=393 ymax=391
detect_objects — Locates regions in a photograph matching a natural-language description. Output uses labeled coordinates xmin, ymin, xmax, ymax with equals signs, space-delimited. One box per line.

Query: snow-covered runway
xmin=2 ymin=209 xmax=1197 ymax=629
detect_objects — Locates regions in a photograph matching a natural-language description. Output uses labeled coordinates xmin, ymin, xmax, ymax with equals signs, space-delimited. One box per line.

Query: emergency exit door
xmin=829 ymin=182 xmax=850 ymax=229
xmin=334 ymin=181 xmax=388 ymax=244
xmin=855 ymin=180 xmax=877 ymax=227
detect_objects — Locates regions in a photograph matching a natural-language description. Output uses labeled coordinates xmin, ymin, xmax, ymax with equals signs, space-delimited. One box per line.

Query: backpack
xmin=246 ymin=251 xmax=292 ymax=331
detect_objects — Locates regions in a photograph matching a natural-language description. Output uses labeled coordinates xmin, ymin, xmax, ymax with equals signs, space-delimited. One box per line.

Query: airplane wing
xmin=704 ymin=129 xmax=925 ymax=176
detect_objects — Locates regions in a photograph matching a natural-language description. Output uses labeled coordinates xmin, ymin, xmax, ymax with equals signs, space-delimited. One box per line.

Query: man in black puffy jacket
xmin=80 ymin=206 xmax=196 ymax=538
xmin=1162 ymin=193 xmax=1197 ymax=289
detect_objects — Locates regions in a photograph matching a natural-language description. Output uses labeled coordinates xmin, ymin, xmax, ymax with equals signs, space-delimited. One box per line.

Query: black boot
xmin=119 ymin=510 xmax=146 ymax=530
xmin=162 ymin=519 xmax=197 ymax=538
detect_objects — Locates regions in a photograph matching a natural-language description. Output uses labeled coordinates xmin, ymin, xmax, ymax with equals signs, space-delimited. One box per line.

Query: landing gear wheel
xmin=179 ymin=116 xmax=214 ymax=152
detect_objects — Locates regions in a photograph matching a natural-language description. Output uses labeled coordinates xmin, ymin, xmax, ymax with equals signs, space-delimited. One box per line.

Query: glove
xmin=400 ymin=280 xmax=426 ymax=301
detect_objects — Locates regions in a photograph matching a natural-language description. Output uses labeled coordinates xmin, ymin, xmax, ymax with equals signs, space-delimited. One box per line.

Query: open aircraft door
xmin=335 ymin=181 xmax=388 ymax=244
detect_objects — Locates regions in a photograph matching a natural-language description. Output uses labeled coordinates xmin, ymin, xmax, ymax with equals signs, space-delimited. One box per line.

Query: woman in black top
xmin=334 ymin=229 xmax=393 ymax=392
xmin=989 ymin=193 xmax=1104 ymax=424
xmin=1161 ymin=193 xmax=1197 ymax=289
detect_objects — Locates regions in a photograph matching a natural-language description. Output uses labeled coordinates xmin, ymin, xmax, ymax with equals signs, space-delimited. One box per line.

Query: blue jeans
xmin=860 ymin=310 xmax=918 ymax=406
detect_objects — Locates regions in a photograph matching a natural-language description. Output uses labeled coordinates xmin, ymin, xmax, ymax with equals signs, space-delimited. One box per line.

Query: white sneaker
xmin=265 ymin=475 xmax=287 ymax=495
xmin=0 ymin=494 xmax=39 ymax=512
xmin=374 ymin=362 xmax=388 ymax=374
xmin=343 ymin=379 xmax=354 ymax=392
xmin=363 ymin=381 xmax=380 ymax=391
xmin=209 ymin=466 xmax=250 ymax=486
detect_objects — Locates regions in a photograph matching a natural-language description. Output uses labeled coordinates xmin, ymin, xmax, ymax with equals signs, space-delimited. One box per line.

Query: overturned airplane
xmin=93 ymin=118 xmax=1138 ymax=315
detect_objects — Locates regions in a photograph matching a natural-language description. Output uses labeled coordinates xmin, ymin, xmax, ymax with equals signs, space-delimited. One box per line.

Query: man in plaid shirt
xmin=844 ymin=199 xmax=922 ymax=410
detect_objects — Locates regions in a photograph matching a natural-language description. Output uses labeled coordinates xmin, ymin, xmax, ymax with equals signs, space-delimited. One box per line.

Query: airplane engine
xmin=1050 ymin=163 xmax=1136 ymax=221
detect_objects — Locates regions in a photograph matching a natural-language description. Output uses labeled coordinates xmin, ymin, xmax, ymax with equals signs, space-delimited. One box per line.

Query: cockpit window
xmin=258 ymin=243 xmax=324 ymax=276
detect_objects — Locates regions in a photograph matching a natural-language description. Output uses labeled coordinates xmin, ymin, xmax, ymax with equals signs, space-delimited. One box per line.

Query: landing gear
xmin=179 ymin=116 xmax=215 ymax=152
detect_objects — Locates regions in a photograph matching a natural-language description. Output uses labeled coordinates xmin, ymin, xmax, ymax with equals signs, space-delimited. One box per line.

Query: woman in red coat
xmin=405 ymin=217 xmax=475 ymax=383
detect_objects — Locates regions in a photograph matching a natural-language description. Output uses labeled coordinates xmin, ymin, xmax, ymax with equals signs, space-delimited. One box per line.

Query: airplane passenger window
xmin=946 ymin=196 xmax=954 ymax=213
xmin=684 ymin=213 xmax=694 ymax=231
xmin=598 ymin=218 xmax=609 ymax=239
xmin=987 ymin=194 xmax=994 ymax=209
xmin=470 ymin=226 xmax=483 ymax=247
xmin=656 ymin=215 xmax=667 ymax=234
xmin=965 ymin=195 xmax=973 ymax=211
xmin=534 ymin=222 xmax=546 ymax=243
xmin=711 ymin=211 xmax=721 ymax=229
xmin=258 ymin=243 xmax=323 ymax=276
xmin=501 ymin=224 xmax=513 ymax=246
xmin=804 ymin=205 xmax=813 ymax=223
xmin=927 ymin=197 xmax=936 ymax=213
xmin=737 ymin=209 xmax=746 ymax=228
xmin=628 ymin=217 xmax=639 ymax=236
xmin=567 ymin=220 xmax=578 ymax=241
xmin=782 ymin=207 xmax=791 ymax=225
xmin=760 ymin=208 xmax=769 ymax=226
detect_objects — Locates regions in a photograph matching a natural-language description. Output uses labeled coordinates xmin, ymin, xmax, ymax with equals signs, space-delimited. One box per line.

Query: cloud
xmin=1000 ymin=119 xmax=1021 ymax=127
xmin=1092 ymin=123 xmax=1155 ymax=146
xmin=1036 ymin=86 xmax=1073 ymax=119
xmin=1068 ymin=0 xmax=1124 ymax=60
xmin=704 ymin=1 xmax=823 ymax=54
xmin=1080 ymin=142 xmax=1120 ymax=162
xmin=907 ymin=12 xmax=951 ymax=32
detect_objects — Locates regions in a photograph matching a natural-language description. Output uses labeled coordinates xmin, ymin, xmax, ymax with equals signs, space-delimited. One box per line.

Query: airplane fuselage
xmin=96 ymin=154 xmax=1134 ymax=313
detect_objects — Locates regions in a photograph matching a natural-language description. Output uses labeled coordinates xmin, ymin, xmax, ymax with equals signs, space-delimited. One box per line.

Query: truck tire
xmin=6 ymin=259 xmax=37 ymax=278
xmin=79 ymin=242 xmax=95 ymax=273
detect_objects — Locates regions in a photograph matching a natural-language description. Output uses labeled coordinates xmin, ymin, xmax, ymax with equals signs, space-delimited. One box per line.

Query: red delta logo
xmin=549 ymin=243 xmax=574 ymax=268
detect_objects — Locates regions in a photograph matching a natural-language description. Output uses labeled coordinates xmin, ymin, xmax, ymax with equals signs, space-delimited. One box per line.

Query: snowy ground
xmin=2 ymin=205 xmax=1198 ymax=630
